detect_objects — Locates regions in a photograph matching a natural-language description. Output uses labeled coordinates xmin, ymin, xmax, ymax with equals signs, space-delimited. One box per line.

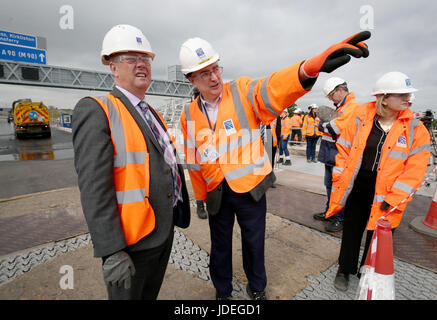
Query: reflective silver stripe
xmin=410 ymin=143 xmax=431 ymax=156
xmin=204 ymin=177 xmax=213 ymax=184
xmin=388 ymin=150 xmax=408 ymax=161
xmin=321 ymin=135 xmax=336 ymax=143
xmin=329 ymin=119 xmax=341 ymax=135
xmin=373 ymin=195 xmax=386 ymax=203
xmin=116 ymin=188 xmax=145 ymax=204
xmin=225 ymin=153 xmax=269 ymax=181
xmin=99 ymin=96 xmax=127 ymax=167
xmin=259 ymin=77 xmax=280 ymax=117
xmin=337 ymin=138 xmax=352 ymax=148
xmin=246 ymin=80 xmax=262 ymax=121
xmin=333 ymin=167 xmax=343 ymax=174
xmin=408 ymin=118 xmax=420 ymax=148
xmin=393 ymin=180 xmax=415 ymax=194
xmin=339 ymin=155 xmax=362 ymax=207
xmin=186 ymin=163 xmax=201 ymax=171
xmin=230 ymin=81 xmax=251 ymax=130
xmin=216 ymin=130 xmax=261 ymax=155
xmin=183 ymin=103 xmax=198 ymax=149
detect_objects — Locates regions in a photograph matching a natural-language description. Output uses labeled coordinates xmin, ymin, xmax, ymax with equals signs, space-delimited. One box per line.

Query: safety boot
xmin=197 ymin=202 xmax=207 ymax=219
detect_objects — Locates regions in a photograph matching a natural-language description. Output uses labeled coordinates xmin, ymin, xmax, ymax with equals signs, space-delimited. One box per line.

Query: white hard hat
xmin=371 ymin=71 xmax=418 ymax=95
xmin=323 ymin=77 xmax=346 ymax=96
xmin=101 ymin=24 xmax=155 ymax=65
xmin=179 ymin=37 xmax=220 ymax=74
xmin=294 ymin=108 xmax=302 ymax=113
xmin=308 ymin=103 xmax=318 ymax=110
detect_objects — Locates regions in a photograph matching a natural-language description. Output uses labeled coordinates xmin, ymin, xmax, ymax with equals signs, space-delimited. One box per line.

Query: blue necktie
xmin=138 ymin=101 xmax=182 ymax=206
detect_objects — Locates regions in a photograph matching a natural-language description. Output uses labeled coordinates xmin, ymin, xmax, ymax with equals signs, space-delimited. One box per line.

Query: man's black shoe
xmin=196 ymin=202 xmax=207 ymax=219
xmin=325 ymin=220 xmax=343 ymax=232
xmin=334 ymin=270 xmax=349 ymax=291
xmin=246 ymin=284 xmax=266 ymax=300
xmin=313 ymin=212 xmax=334 ymax=222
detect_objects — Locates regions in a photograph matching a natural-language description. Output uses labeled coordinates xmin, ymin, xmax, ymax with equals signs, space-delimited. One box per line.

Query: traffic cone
xmin=409 ymin=186 xmax=437 ymax=238
xmin=356 ymin=219 xmax=395 ymax=300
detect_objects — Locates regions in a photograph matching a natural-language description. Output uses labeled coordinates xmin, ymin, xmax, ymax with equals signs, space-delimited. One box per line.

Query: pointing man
xmin=179 ymin=32 xmax=370 ymax=299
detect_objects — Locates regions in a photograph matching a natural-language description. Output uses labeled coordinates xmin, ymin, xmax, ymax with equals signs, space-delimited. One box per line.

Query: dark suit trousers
xmin=208 ymin=181 xmax=267 ymax=297
xmin=106 ymin=230 xmax=174 ymax=300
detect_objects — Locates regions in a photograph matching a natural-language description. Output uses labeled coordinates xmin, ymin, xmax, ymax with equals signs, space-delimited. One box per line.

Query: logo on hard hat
xmin=195 ymin=48 xmax=206 ymax=59
xmin=136 ymin=37 xmax=142 ymax=44
xmin=405 ymin=78 xmax=411 ymax=87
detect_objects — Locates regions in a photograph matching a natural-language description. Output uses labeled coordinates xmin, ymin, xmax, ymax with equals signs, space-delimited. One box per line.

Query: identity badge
xmin=396 ymin=136 xmax=407 ymax=148
xmin=202 ymin=144 xmax=219 ymax=163
xmin=223 ymin=119 xmax=237 ymax=136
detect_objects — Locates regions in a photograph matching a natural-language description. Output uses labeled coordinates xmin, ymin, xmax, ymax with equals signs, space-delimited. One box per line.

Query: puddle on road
xmin=0 ymin=149 xmax=74 ymax=162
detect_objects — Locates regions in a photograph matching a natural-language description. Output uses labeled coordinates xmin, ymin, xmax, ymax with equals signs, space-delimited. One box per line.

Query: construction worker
xmin=313 ymin=77 xmax=360 ymax=232
xmin=289 ymin=108 xmax=303 ymax=145
xmin=72 ymin=25 xmax=191 ymax=300
xmin=279 ymin=110 xmax=293 ymax=165
xmin=179 ymin=31 xmax=371 ymax=300
xmin=326 ymin=71 xmax=430 ymax=291
xmin=302 ymin=104 xmax=322 ymax=162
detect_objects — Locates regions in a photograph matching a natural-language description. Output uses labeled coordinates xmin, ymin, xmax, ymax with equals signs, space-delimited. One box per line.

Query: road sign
xmin=0 ymin=30 xmax=37 ymax=48
xmin=0 ymin=43 xmax=46 ymax=65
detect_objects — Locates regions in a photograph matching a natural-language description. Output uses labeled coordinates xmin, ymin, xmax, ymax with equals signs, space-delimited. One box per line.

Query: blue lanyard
xmin=201 ymin=97 xmax=221 ymax=132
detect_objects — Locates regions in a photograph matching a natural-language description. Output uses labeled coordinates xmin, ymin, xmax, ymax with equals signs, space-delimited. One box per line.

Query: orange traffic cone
xmin=356 ymin=219 xmax=395 ymax=300
xmin=409 ymin=186 xmax=437 ymax=238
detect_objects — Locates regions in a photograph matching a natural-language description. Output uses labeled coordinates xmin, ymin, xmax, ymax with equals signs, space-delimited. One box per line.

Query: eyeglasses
xmin=191 ymin=66 xmax=223 ymax=81
xmin=327 ymin=87 xmax=338 ymax=99
xmin=116 ymin=55 xmax=152 ymax=65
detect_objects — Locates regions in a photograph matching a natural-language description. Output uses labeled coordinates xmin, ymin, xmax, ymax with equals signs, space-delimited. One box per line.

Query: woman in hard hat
xmin=326 ymin=72 xmax=430 ymax=291
xmin=302 ymin=104 xmax=322 ymax=162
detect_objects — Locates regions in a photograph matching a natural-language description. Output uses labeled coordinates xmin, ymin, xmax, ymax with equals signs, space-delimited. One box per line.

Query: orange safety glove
xmin=302 ymin=31 xmax=371 ymax=78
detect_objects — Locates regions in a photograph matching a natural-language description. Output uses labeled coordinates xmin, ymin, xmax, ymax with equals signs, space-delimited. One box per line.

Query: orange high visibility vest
xmin=270 ymin=119 xmax=278 ymax=147
xmin=92 ymin=94 xmax=168 ymax=245
xmin=326 ymin=102 xmax=430 ymax=230
xmin=180 ymin=62 xmax=308 ymax=201
xmin=281 ymin=117 xmax=293 ymax=138
xmin=302 ymin=115 xmax=322 ymax=137
xmin=290 ymin=114 xmax=302 ymax=129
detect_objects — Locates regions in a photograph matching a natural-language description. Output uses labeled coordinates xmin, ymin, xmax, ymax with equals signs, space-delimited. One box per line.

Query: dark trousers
xmin=208 ymin=181 xmax=267 ymax=297
xmin=305 ymin=136 xmax=318 ymax=160
xmin=106 ymin=229 xmax=174 ymax=300
xmin=338 ymin=170 xmax=391 ymax=275
xmin=290 ymin=129 xmax=302 ymax=144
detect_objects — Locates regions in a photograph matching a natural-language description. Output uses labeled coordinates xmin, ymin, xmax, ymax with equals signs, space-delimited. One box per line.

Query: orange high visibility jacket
xmin=180 ymin=62 xmax=308 ymax=201
xmin=302 ymin=115 xmax=322 ymax=137
xmin=92 ymin=94 xmax=171 ymax=245
xmin=290 ymin=114 xmax=303 ymax=129
xmin=281 ymin=117 xmax=293 ymax=139
xmin=326 ymin=102 xmax=430 ymax=230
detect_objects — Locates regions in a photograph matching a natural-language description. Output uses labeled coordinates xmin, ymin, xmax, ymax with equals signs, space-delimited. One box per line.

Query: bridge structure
xmin=0 ymin=60 xmax=193 ymax=126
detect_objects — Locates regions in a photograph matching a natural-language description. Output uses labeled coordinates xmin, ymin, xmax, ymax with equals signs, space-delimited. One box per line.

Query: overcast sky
xmin=1 ymin=0 xmax=436 ymax=114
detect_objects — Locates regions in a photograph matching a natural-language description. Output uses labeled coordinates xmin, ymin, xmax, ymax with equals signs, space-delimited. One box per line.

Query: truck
xmin=12 ymin=99 xmax=51 ymax=139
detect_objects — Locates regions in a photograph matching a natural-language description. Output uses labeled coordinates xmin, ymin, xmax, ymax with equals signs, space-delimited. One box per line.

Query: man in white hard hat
xmin=72 ymin=24 xmax=191 ymax=300
xmin=179 ymin=32 xmax=371 ymax=300
xmin=313 ymin=77 xmax=360 ymax=233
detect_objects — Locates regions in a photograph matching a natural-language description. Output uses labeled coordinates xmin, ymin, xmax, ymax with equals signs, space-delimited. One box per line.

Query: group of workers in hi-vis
xmin=72 ymin=24 xmax=430 ymax=300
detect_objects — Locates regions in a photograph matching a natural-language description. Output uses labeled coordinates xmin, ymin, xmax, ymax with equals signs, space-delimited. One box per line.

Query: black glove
xmin=102 ymin=250 xmax=136 ymax=289
xmin=380 ymin=201 xmax=390 ymax=211
xmin=302 ymin=31 xmax=371 ymax=77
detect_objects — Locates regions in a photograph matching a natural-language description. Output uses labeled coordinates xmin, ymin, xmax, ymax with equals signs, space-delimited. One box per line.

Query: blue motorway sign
xmin=0 ymin=43 xmax=46 ymax=64
xmin=0 ymin=30 xmax=37 ymax=48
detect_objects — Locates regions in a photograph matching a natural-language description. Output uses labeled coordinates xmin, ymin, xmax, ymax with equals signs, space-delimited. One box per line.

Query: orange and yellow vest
xmin=92 ymin=94 xmax=171 ymax=245
xmin=302 ymin=115 xmax=322 ymax=137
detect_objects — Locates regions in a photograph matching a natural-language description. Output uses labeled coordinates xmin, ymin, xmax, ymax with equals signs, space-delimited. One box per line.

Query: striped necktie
xmin=138 ymin=101 xmax=182 ymax=206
